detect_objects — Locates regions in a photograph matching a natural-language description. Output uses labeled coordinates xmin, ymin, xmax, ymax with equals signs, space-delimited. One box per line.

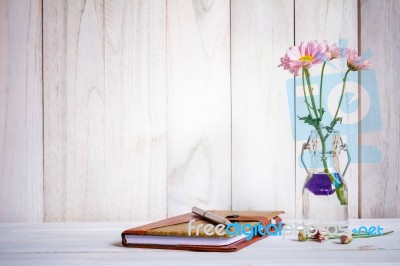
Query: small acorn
xmin=340 ymin=234 xmax=353 ymax=244
xmin=298 ymin=230 xmax=308 ymax=242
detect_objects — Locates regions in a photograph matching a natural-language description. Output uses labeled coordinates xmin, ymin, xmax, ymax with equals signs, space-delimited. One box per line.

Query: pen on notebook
xmin=191 ymin=207 xmax=231 ymax=226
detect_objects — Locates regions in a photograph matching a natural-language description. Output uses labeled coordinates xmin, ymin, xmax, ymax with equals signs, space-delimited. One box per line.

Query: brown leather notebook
xmin=121 ymin=210 xmax=284 ymax=252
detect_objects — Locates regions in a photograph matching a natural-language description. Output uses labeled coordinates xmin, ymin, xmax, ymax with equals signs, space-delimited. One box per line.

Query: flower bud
xmin=312 ymin=230 xmax=329 ymax=243
xmin=340 ymin=234 xmax=353 ymax=244
xmin=316 ymin=234 xmax=329 ymax=243
xmin=298 ymin=230 xmax=308 ymax=242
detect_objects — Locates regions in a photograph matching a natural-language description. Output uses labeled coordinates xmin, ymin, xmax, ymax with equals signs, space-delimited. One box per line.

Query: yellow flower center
xmin=299 ymin=55 xmax=313 ymax=61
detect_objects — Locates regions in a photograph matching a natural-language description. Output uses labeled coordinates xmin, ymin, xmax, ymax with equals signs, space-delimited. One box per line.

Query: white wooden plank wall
xmin=231 ymin=0 xmax=295 ymax=217
xmin=104 ymin=0 xmax=167 ymax=221
xmin=43 ymin=0 xmax=167 ymax=222
xmin=0 ymin=0 xmax=43 ymax=222
xmin=43 ymin=0 xmax=107 ymax=222
xmin=0 ymin=0 xmax=399 ymax=222
xmin=167 ymin=0 xmax=231 ymax=216
xmin=360 ymin=0 xmax=400 ymax=218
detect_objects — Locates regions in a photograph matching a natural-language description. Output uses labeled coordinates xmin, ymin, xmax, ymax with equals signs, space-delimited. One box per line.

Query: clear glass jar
xmin=301 ymin=127 xmax=350 ymax=235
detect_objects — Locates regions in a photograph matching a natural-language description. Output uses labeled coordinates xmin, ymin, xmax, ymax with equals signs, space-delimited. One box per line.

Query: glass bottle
xmin=301 ymin=127 xmax=350 ymax=235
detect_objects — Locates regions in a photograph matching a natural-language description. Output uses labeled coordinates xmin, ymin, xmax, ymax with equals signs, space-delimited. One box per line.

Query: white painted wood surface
xmin=0 ymin=0 xmax=43 ymax=222
xmin=231 ymin=1 xmax=295 ymax=217
xmin=167 ymin=0 xmax=231 ymax=216
xmin=0 ymin=219 xmax=399 ymax=265
xmin=360 ymin=0 xmax=400 ymax=218
xmin=294 ymin=0 xmax=359 ymax=219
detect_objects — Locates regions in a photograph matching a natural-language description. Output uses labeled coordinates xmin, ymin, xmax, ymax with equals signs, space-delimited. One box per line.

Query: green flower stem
xmin=317 ymin=129 xmax=348 ymax=205
xmin=305 ymin=65 xmax=332 ymax=197
xmin=329 ymin=69 xmax=351 ymax=205
xmin=332 ymin=69 xmax=351 ymax=124
xmin=302 ymin=67 xmax=313 ymax=119
xmin=335 ymin=182 xmax=347 ymax=205
xmin=303 ymin=68 xmax=333 ymax=200
xmin=319 ymin=62 xmax=327 ymax=118
xmin=328 ymin=231 xmax=394 ymax=239
xmin=302 ymin=67 xmax=348 ymax=205
xmin=317 ymin=129 xmax=329 ymax=171
xmin=304 ymin=68 xmax=320 ymax=121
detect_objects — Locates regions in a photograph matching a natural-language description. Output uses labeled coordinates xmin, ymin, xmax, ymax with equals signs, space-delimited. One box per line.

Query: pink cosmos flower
xmin=346 ymin=48 xmax=371 ymax=71
xmin=323 ymin=41 xmax=341 ymax=60
xmin=278 ymin=41 xmax=327 ymax=75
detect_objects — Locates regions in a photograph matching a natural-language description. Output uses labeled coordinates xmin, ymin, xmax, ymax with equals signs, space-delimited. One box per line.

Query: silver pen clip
xmin=191 ymin=207 xmax=232 ymax=226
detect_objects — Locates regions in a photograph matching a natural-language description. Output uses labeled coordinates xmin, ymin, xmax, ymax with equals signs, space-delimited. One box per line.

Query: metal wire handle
xmin=301 ymin=137 xmax=311 ymax=175
xmin=339 ymin=137 xmax=351 ymax=177
xmin=301 ymin=136 xmax=351 ymax=177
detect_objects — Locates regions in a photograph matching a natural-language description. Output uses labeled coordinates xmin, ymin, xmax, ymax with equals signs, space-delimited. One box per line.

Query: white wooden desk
xmin=1 ymin=219 xmax=399 ymax=265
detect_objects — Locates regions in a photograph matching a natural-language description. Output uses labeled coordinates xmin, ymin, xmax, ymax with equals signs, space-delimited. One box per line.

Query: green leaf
xmin=298 ymin=114 xmax=321 ymax=128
